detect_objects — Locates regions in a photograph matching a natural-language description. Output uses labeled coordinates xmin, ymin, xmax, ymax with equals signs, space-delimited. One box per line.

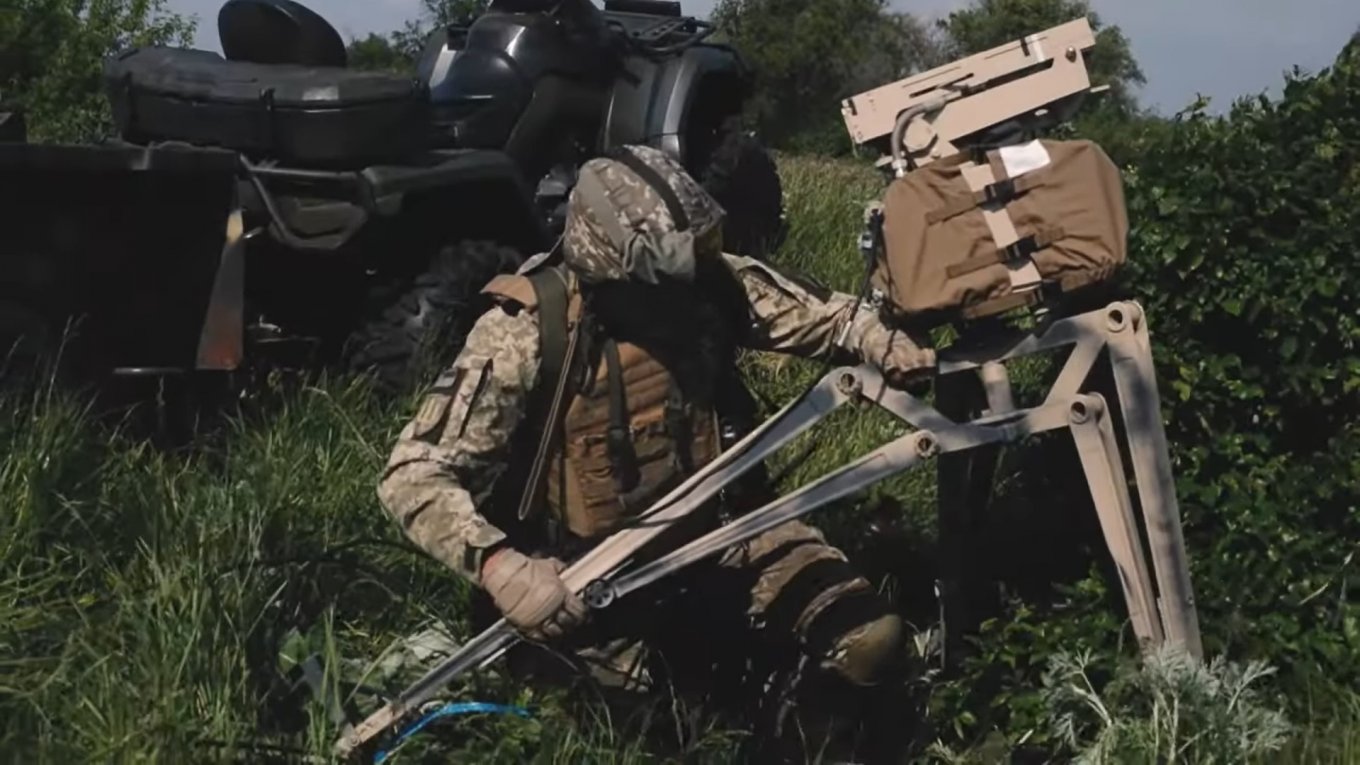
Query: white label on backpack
xmin=998 ymin=140 xmax=1051 ymax=178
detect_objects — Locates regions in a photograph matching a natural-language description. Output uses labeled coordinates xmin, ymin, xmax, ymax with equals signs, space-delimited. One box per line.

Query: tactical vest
xmin=482 ymin=265 xmax=724 ymax=541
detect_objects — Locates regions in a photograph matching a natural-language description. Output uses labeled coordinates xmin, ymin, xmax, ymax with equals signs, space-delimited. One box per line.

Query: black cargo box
xmin=103 ymin=47 xmax=431 ymax=167
xmin=0 ymin=142 xmax=238 ymax=375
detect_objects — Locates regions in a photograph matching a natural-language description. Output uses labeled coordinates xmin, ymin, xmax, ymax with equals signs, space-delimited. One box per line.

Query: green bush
xmin=1124 ymin=38 xmax=1360 ymax=692
xmin=1 ymin=0 xmax=195 ymax=143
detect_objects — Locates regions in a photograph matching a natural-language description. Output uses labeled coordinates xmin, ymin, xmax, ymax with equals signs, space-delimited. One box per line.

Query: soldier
xmin=377 ymin=145 xmax=936 ymax=753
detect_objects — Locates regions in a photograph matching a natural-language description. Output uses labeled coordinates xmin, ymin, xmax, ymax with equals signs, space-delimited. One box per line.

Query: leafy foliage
xmin=0 ymin=0 xmax=195 ymax=142
xmin=710 ymin=0 xmax=945 ymax=154
xmin=1123 ymin=35 xmax=1360 ymax=694
xmin=346 ymin=32 xmax=418 ymax=74
xmin=348 ymin=0 xmax=490 ymax=72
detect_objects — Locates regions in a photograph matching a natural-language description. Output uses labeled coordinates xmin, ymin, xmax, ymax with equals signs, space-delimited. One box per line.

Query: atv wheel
xmin=344 ymin=240 xmax=524 ymax=394
xmin=696 ymin=118 xmax=786 ymax=260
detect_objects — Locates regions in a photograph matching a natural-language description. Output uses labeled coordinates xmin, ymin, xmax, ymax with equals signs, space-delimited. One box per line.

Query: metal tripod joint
xmin=1067 ymin=393 xmax=1106 ymax=425
xmin=1104 ymin=301 xmax=1143 ymax=335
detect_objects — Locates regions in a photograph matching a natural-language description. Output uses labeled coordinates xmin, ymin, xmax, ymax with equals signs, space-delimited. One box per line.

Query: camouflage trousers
xmin=477 ymin=516 xmax=898 ymax=708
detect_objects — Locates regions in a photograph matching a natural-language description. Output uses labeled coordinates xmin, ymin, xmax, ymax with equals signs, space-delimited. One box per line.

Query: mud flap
xmin=194 ymin=209 xmax=247 ymax=371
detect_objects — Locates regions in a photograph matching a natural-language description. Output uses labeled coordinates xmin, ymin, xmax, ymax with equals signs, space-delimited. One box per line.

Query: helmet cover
xmin=562 ymin=145 xmax=726 ymax=285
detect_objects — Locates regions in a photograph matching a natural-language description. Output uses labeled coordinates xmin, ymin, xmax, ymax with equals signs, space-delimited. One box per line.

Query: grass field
xmin=2 ymin=154 xmax=1357 ymax=763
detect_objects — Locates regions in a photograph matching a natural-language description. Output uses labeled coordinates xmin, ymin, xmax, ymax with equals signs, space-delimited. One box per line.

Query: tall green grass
xmin=1 ymin=154 xmax=1355 ymax=763
xmin=0 ymin=371 xmax=738 ymax=762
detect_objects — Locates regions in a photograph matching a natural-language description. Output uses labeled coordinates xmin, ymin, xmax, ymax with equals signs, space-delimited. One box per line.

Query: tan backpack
xmin=873 ymin=138 xmax=1128 ymax=326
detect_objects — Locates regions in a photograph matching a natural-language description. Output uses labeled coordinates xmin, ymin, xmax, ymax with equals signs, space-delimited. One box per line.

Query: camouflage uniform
xmin=377 ymin=145 xmax=935 ymax=700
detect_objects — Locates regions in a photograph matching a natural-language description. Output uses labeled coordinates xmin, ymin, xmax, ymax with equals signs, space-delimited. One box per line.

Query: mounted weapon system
xmin=333 ymin=17 xmax=1203 ymax=761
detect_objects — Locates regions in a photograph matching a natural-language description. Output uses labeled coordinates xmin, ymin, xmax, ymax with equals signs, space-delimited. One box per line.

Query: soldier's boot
xmin=803 ymin=608 xmax=917 ymax=764
xmin=724 ymin=519 xmax=905 ymax=684
xmin=818 ymin=610 xmax=906 ymax=686
xmin=723 ymin=518 xmax=921 ymax=763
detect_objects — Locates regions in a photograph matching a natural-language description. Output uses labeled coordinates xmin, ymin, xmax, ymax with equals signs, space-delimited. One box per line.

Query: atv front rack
xmin=334 ymin=300 xmax=1203 ymax=758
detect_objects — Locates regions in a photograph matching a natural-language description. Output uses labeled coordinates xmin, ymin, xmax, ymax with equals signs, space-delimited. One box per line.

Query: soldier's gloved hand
xmin=844 ymin=310 xmax=937 ymax=389
xmin=481 ymin=548 xmax=587 ymax=641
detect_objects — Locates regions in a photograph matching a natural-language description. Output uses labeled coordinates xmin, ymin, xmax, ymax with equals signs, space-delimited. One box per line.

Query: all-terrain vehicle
xmin=1 ymin=0 xmax=783 ymax=396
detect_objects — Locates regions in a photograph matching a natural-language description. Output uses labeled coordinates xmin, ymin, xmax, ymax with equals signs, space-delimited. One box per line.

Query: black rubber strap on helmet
xmin=606 ymin=147 xmax=690 ymax=232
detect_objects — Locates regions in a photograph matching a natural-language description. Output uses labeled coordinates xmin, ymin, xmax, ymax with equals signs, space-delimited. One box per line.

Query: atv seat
xmin=104 ymin=47 xmax=430 ymax=167
xmin=218 ymin=0 xmax=347 ymax=67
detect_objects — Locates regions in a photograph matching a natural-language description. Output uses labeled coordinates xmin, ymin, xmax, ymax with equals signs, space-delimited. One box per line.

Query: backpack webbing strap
xmin=944 ymin=225 xmax=1067 ymax=279
xmin=665 ymin=379 xmax=695 ymax=475
xmin=514 ymin=267 xmax=585 ymax=521
xmin=603 ymin=338 xmax=641 ymax=494
xmin=925 ymin=171 xmax=1049 ymax=224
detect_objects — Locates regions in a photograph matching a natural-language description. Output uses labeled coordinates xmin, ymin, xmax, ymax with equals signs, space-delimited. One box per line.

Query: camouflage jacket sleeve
xmin=717 ymin=251 xmax=937 ymax=376
xmin=376 ymin=305 xmax=542 ymax=587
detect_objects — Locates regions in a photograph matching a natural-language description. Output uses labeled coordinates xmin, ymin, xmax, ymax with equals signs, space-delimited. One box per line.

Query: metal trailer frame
xmin=335 ymin=298 xmax=1203 ymax=758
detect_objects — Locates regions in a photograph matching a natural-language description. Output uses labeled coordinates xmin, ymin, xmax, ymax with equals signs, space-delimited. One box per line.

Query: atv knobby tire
xmin=696 ymin=118 xmax=786 ymax=260
xmin=345 ymin=240 xmax=524 ymax=394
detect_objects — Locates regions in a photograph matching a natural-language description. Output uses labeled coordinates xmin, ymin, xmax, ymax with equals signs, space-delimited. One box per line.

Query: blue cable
xmin=373 ymin=701 xmax=532 ymax=764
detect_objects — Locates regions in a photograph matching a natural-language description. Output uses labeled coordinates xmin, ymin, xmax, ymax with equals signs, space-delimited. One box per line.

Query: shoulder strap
xmin=514 ymin=266 xmax=587 ymax=521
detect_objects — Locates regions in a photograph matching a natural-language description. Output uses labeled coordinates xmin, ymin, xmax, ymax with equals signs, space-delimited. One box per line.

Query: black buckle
xmin=1003 ymin=234 xmax=1038 ymax=262
xmin=665 ymin=401 xmax=695 ymax=475
xmin=983 ymin=178 xmax=1017 ymax=205
xmin=859 ymin=208 xmax=884 ymax=264
xmin=607 ymin=425 xmax=639 ymax=492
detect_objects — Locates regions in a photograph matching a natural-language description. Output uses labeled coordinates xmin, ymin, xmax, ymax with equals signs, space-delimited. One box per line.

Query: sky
xmin=171 ymin=0 xmax=1359 ymax=115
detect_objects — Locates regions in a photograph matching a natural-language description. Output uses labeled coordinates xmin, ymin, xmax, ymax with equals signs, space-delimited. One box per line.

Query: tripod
xmin=336 ymin=299 xmax=1203 ymax=757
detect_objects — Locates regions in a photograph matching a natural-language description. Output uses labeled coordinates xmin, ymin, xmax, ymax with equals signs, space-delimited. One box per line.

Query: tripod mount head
xmin=841 ymin=18 xmax=1101 ymax=177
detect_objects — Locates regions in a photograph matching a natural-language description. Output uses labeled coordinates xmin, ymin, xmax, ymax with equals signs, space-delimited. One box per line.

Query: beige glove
xmin=481 ymin=548 xmax=587 ymax=641
xmin=842 ymin=308 xmax=937 ymax=388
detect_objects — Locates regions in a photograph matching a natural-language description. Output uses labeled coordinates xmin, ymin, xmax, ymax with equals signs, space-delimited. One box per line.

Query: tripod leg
xmin=600 ymin=431 xmax=938 ymax=604
xmin=1068 ymin=394 xmax=1165 ymax=650
xmin=1105 ymin=303 xmax=1204 ymax=658
xmin=934 ymin=371 xmax=998 ymax=666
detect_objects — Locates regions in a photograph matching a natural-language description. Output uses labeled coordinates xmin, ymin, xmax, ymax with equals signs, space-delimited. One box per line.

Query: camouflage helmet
xmin=562 ymin=144 xmax=726 ymax=285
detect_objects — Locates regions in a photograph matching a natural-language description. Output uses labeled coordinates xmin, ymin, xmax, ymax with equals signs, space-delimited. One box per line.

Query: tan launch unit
xmin=822 ymin=16 xmax=1198 ymax=678
xmin=840 ymin=17 xmax=1101 ymax=171
xmin=335 ymin=19 xmax=1204 ymax=761
xmin=841 ymin=17 xmax=1126 ymax=327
